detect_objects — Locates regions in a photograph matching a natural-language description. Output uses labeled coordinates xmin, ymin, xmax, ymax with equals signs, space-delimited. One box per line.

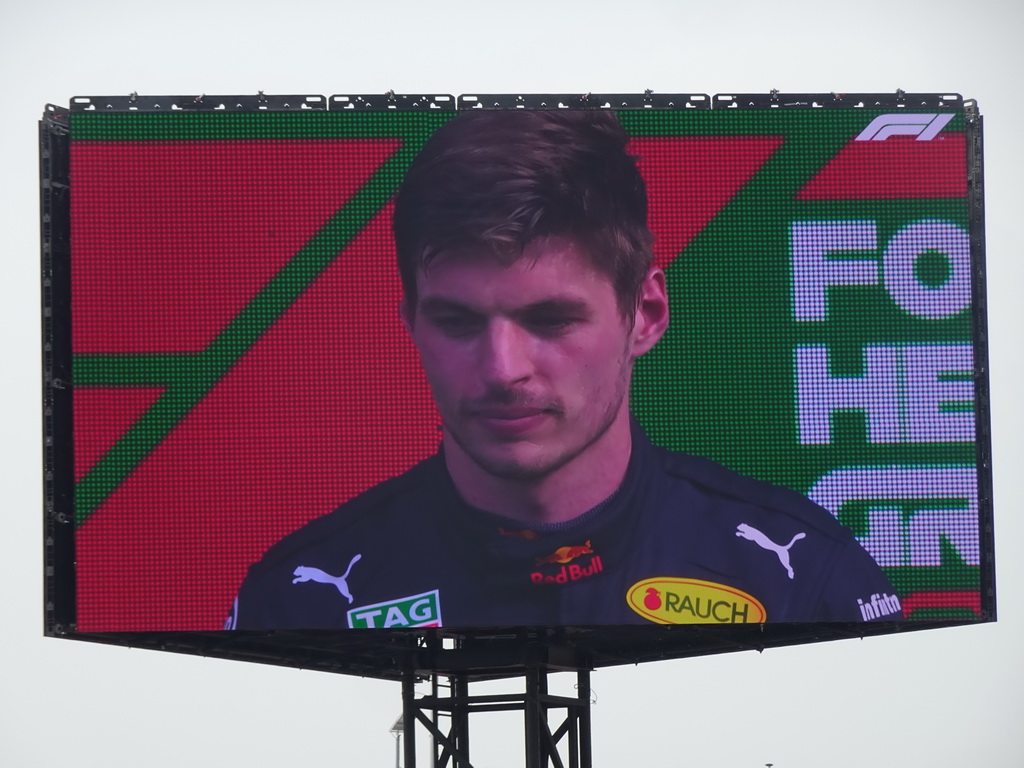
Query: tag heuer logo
xmin=347 ymin=589 xmax=442 ymax=628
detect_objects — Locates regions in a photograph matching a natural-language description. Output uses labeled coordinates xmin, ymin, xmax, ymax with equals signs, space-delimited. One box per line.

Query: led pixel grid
xmin=54 ymin=104 xmax=990 ymax=633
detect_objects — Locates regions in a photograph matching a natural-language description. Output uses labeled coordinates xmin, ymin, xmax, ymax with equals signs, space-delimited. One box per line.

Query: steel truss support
xmin=401 ymin=666 xmax=592 ymax=768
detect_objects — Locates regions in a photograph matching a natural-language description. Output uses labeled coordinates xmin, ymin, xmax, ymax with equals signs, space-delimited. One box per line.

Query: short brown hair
xmin=393 ymin=110 xmax=654 ymax=313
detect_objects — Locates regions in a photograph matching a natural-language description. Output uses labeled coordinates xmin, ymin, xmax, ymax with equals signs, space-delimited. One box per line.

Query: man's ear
xmin=630 ymin=268 xmax=670 ymax=358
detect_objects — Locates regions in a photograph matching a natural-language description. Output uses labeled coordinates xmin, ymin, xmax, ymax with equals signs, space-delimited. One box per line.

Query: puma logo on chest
xmin=735 ymin=523 xmax=806 ymax=579
xmin=292 ymin=554 xmax=362 ymax=603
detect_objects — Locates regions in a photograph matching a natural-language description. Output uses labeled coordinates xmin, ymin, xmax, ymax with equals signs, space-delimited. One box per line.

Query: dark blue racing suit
xmin=229 ymin=423 xmax=901 ymax=629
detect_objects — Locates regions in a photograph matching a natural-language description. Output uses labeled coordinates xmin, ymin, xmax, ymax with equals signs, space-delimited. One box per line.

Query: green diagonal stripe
xmin=74 ymin=118 xmax=450 ymax=524
xmin=68 ymin=110 xmax=454 ymax=141
xmin=74 ymin=355 xmax=197 ymax=386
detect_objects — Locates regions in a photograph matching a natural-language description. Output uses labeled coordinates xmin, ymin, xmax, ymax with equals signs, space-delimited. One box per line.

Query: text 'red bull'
xmin=531 ymin=555 xmax=604 ymax=584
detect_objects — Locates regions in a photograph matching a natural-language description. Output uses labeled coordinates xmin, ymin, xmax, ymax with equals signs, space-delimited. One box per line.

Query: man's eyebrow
xmin=417 ymin=296 xmax=593 ymax=317
xmin=417 ymin=297 xmax=482 ymax=315
xmin=512 ymin=298 xmax=593 ymax=318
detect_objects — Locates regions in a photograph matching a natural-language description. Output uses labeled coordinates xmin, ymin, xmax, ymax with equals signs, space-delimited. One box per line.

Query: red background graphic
xmin=73 ymin=135 xmax=780 ymax=630
xmin=902 ymin=591 xmax=982 ymax=619
xmin=630 ymin=136 xmax=783 ymax=267
xmin=74 ymin=388 xmax=165 ymax=482
xmin=71 ymin=139 xmax=401 ymax=353
xmin=796 ymin=133 xmax=966 ymax=200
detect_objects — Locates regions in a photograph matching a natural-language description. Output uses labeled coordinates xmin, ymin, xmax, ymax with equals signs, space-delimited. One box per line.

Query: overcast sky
xmin=2 ymin=1 xmax=1021 ymax=766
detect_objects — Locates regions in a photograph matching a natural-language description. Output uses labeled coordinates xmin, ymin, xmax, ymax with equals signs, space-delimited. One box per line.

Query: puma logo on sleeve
xmin=292 ymin=554 xmax=362 ymax=604
xmin=735 ymin=523 xmax=806 ymax=579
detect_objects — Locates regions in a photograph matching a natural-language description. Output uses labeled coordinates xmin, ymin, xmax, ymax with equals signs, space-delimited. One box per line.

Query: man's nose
xmin=479 ymin=319 xmax=533 ymax=386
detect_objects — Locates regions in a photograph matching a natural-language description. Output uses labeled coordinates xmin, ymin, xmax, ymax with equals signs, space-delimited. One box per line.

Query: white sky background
xmin=2 ymin=1 xmax=1021 ymax=765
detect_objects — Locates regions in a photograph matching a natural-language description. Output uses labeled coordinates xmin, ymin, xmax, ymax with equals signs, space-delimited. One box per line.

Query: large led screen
xmin=43 ymin=95 xmax=993 ymax=647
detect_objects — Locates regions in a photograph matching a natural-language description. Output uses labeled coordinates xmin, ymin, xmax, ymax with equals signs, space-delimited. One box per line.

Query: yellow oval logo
xmin=626 ymin=578 xmax=767 ymax=624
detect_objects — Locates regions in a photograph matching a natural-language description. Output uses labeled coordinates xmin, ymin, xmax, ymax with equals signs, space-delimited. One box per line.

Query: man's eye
xmin=526 ymin=316 xmax=578 ymax=335
xmin=430 ymin=314 xmax=484 ymax=336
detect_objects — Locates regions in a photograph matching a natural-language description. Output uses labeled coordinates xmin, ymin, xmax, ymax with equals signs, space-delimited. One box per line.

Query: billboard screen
xmin=42 ymin=93 xmax=994 ymax=673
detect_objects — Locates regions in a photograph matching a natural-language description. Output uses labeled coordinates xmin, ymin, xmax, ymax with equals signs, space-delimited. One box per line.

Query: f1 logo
xmin=856 ymin=113 xmax=954 ymax=141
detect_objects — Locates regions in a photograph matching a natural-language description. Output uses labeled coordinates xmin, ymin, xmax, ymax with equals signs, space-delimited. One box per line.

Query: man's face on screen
xmin=404 ymin=236 xmax=647 ymax=482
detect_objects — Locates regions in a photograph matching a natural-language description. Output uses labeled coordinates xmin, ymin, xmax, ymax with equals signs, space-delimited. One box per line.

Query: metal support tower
xmin=400 ymin=664 xmax=592 ymax=768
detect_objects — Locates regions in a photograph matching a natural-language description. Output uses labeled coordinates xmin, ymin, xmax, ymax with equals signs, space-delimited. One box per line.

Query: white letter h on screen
xmin=795 ymin=346 xmax=900 ymax=444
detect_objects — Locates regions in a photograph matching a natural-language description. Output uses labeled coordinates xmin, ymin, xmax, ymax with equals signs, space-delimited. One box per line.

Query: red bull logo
xmin=535 ymin=541 xmax=593 ymax=567
xmin=531 ymin=541 xmax=602 ymax=584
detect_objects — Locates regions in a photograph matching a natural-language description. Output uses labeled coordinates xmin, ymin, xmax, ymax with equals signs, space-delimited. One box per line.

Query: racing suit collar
xmin=433 ymin=417 xmax=659 ymax=587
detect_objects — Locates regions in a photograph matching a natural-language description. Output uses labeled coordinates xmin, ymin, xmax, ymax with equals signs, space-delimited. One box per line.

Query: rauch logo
xmin=347 ymin=589 xmax=442 ymax=628
xmin=626 ymin=578 xmax=767 ymax=624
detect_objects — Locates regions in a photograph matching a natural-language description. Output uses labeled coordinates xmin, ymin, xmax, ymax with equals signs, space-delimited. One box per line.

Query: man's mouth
xmin=467 ymin=404 xmax=557 ymax=436
xmin=473 ymin=406 xmax=549 ymax=420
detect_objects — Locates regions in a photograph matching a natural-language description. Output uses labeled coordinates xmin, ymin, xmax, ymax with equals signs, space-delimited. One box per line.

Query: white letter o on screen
xmin=883 ymin=220 xmax=971 ymax=319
